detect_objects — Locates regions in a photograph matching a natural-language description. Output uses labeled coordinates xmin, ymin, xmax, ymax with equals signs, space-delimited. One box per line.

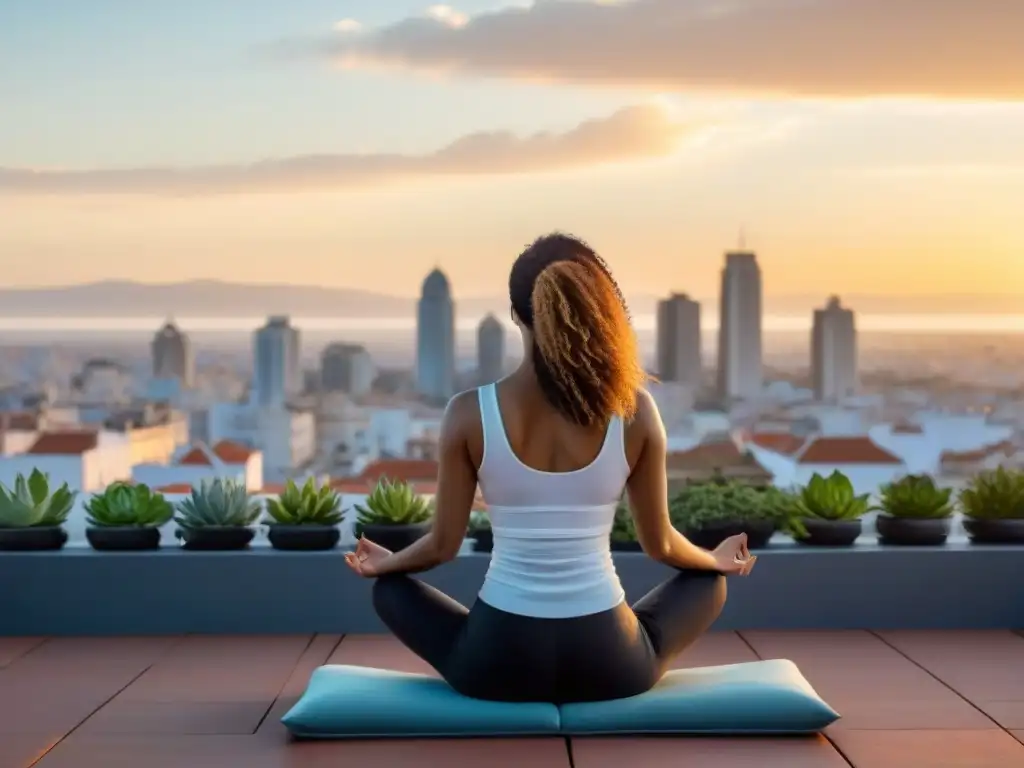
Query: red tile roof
xmin=359 ymin=459 xmax=439 ymax=483
xmin=666 ymin=440 xmax=769 ymax=472
xmin=25 ymin=430 xmax=98 ymax=455
xmin=153 ymin=483 xmax=193 ymax=494
xmin=941 ymin=441 xmax=1018 ymax=464
xmin=2 ymin=412 xmax=40 ymax=431
xmin=746 ymin=433 xmax=807 ymax=455
xmin=177 ymin=446 xmax=213 ymax=466
xmin=797 ymin=437 xmax=903 ymax=466
xmin=212 ymin=440 xmax=255 ymax=464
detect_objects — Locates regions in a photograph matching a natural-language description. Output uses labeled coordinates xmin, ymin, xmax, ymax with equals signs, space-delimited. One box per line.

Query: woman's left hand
xmin=344 ymin=537 xmax=392 ymax=577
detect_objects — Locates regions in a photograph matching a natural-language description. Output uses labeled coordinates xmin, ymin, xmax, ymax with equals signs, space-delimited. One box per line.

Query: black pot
xmin=267 ymin=525 xmax=340 ymax=551
xmin=682 ymin=519 xmax=776 ymax=550
xmin=796 ymin=518 xmax=862 ymax=547
xmin=0 ymin=526 xmax=67 ymax=551
xmin=177 ymin=526 xmax=255 ymax=551
xmin=610 ymin=539 xmax=643 ymax=552
xmin=472 ymin=529 xmax=493 ymax=552
xmin=963 ymin=518 xmax=1024 ymax=544
xmin=87 ymin=526 xmax=161 ymax=551
xmin=876 ymin=515 xmax=950 ymax=546
xmin=357 ymin=522 xmax=431 ymax=552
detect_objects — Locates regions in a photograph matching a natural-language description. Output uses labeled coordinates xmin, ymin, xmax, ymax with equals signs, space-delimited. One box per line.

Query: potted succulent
xmin=84 ymin=482 xmax=174 ymax=550
xmin=467 ymin=510 xmax=492 ymax=552
xmin=352 ymin=477 xmax=434 ymax=552
xmin=790 ymin=471 xmax=869 ymax=546
xmin=264 ymin=478 xmax=345 ymax=551
xmin=0 ymin=469 xmax=77 ymax=551
xmin=959 ymin=467 xmax=1024 ymax=544
xmin=874 ymin=474 xmax=954 ymax=546
xmin=174 ymin=478 xmax=262 ymax=550
xmin=610 ymin=500 xmax=641 ymax=551
xmin=669 ymin=479 xmax=791 ymax=550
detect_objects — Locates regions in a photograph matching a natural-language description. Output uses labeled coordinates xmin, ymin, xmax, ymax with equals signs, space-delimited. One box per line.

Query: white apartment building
xmin=656 ymin=293 xmax=702 ymax=389
xmin=812 ymin=296 xmax=858 ymax=403
xmin=320 ymin=343 xmax=375 ymax=396
xmin=207 ymin=402 xmax=314 ymax=483
xmin=716 ymin=251 xmax=763 ymax=401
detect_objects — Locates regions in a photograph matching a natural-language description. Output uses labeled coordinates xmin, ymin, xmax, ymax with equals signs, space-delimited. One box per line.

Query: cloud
xmin=315 ymin=0 xmax=1024 ymax=100
xmin=0 ymin=105 xmax=697 ymax=196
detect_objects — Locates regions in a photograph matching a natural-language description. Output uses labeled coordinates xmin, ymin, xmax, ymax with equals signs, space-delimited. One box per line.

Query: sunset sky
xmin=1 ymin=0 xmax=1023 ymax=301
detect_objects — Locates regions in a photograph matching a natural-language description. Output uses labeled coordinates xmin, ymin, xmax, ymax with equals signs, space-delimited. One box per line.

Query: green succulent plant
xmin=467 ymin=509 xmax=491 ymax=533
xmin=792 ymin=471 xmax=870 ymax=521
xmin=0 ymin=469 xmax=77 ymax=528
xmin=354 ymin=477 xmax=433 ymax=527
xmin=85 ymin=482 xmax=174 ymax=528
xmin=611 ymin=500 xmax=637 ymax=542
xmin=263 ymin=478 xmax=344 ymax=526
xmin=959 ymin=467 xmax=1024 ymax=520
xmin=173 ymin=478 xmax=262 ymax=533
xmin=874 ymin=474 xmax=953 ymax=519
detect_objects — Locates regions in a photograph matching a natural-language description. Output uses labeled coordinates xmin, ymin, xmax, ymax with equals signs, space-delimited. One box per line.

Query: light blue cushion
xmin=281 ymin=665 xmax=561 ymax=738
xmin=559 ymin=659 xmax=839 ymax=735
xmin=282 ymin=659 xmax=839 ymax=738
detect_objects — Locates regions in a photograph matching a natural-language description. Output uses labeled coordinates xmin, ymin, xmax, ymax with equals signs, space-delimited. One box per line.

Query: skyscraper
xmin=321 ymin=343 xmax=375 ymax=396
xmin=716 ymin=250 xmax=763 ymax=401
xmin=416 ymin=268 xmax=456 ymax=400
xmin=476 ymin=313 xmax=505 ymax=385
xmin=151 ymin=320 xmax=193 ymax=386
xmin=812 ymin=296 xmax=858 ymax=402
xmin=253 ymin=316 xmax=300 ymax=406
xmin=655 ymin=293 xmax=702 ymax=389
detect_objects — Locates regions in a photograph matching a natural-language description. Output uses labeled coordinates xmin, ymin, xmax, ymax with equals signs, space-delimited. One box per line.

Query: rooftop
xmin=4 ymin=630 xmax=1023 ymax=767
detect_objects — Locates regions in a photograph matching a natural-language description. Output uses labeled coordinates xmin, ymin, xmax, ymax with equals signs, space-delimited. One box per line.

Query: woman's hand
xmin=344 ymin=537 xmax=392 ymax=578
xmin=710 ymin=533 xmax=757 ymax=576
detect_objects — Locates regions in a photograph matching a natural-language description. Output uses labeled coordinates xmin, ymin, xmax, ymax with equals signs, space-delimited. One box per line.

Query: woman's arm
xmin=370 ymin=391 xmax=478 ymax=576
xmin=626 ymin=390 xmax=719 ymax=571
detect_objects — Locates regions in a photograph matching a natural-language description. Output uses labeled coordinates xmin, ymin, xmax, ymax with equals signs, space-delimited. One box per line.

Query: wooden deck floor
xmin=2 ymin=631 xmax=1024 ymax=767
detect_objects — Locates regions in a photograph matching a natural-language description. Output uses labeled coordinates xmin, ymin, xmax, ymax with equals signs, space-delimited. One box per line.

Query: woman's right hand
xmin=710 ymin=533 xmax=756 ymax=576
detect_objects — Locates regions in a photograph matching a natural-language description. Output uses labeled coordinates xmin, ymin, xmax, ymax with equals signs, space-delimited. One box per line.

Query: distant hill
xmin=0 ymin=280 xmax=1016 ymax=318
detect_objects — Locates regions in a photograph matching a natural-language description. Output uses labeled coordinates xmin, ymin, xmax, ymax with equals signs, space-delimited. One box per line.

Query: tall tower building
xmin=253 ymin=316 xmax=301 ymax=406
xmin=476 ymin=314 xmax=505 ymax=385
xmin=716 ymin=250 xmax=763 ymax=401
xmin=812 ymin=296 xmax=858 ymax=402
xmin=151 ymin=320 xmax=194 ymax=386
xmin=321 ymin=343 xmax=375 ymax=396
xmin=655 ymin=293 xmax=702 ymax=389
xmin=416 ymin=268 xmax=456 ymax=401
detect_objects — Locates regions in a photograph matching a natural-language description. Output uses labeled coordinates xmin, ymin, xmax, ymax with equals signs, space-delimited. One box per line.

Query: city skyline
xmin=2 ymin=1 xmax=1023 ymax=296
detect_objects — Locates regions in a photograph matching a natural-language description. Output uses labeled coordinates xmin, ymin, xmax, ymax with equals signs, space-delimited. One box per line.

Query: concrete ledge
xmin=1 ymin=543 xmax=1022 ymax=635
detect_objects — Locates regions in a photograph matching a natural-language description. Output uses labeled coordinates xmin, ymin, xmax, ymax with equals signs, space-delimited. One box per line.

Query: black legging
xmin=372 ymin=569 xmax=727 ymax=704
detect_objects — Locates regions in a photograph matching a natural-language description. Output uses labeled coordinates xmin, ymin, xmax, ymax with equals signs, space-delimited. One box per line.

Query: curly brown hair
xmin=509 ymin=233 xmax=646 ymax=427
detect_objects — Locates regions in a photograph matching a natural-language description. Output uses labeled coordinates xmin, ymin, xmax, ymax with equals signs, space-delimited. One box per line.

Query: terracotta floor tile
xmin=256 ymin=634 xmax=342 ymax=739
xmin=0 ymin=637 xmax=179 ymax=735
xmin=1012 ymin=730 xmax=1024 ymax=746
xmin=36 ymin=734 xmax=572 ymax=768
xmin=0 ymin=637 xmax=47 ymax=668
xmin=78 ymin=635 xmax=314 ymax=736
xmin=327 ymin=634 xmax=439 ymax=675
xmin=876 ymin=630 xmax=1024 ymax=728
xmin=740 ymin=631 xmax=994 ymax=730
xmin=830 ymin=729 xmax=1024 ymax=768
xmin=571 ymin=736 xmax=849 ymax=767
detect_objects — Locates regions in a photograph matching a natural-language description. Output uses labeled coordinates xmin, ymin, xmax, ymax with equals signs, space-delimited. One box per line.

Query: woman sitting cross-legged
xmin=345 ymin=232 xmax=756 ymax=704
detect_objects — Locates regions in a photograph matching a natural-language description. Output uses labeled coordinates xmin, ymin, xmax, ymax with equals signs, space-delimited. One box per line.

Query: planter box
xmin=0 ymin=541 xmax=1021 ymax=635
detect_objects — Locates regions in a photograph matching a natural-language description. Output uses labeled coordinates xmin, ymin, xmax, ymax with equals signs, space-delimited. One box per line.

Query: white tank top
xmin=475 ymin=383 xmax=631 ymax=619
